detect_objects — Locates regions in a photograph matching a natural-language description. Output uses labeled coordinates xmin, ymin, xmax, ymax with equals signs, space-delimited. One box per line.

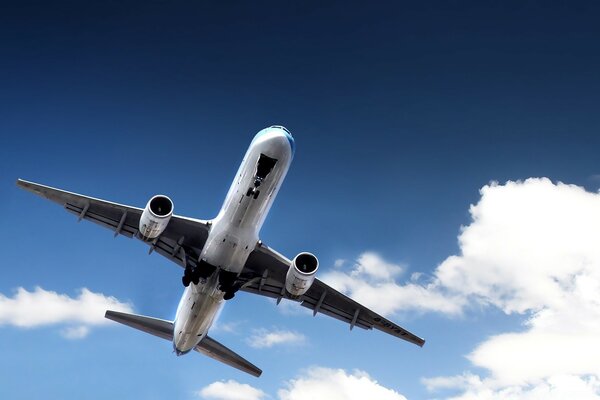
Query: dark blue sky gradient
xmin=3 ymin=2 xmax=599 ymax=256
xmin=1 ymin=1 xmax=600 ymax=398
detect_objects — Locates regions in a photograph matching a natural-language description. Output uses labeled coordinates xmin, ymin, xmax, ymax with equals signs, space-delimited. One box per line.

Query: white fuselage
xmin=173 ymin=126 xmax=294 ymax=354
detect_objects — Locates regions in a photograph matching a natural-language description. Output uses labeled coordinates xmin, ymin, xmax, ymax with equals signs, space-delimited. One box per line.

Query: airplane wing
xmin=16 ymin=179 xmax=211 ymax=271
xmin=105 ymin=310 xmax=262 ymax=377
xmin=239 ymin=244 xmax=426 ymax=347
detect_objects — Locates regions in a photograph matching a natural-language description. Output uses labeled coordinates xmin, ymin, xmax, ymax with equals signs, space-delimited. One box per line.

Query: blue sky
xmin=2 ymin=1 xmax=600 ymax=399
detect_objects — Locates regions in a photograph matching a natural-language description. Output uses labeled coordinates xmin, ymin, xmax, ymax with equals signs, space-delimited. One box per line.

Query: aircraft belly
xmin=200 ymin=229 xmax=256 ymax=274
xmin=174 ymin=279 xmax=224 ymax=352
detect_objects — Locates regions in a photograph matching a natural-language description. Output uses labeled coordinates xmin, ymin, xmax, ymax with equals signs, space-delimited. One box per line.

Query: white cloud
xmin=322 ymin=178 xmax=600 ymax=397
xmin=247 ymin=328 xmax=306 ymax=348
xmin=354 ymin=252 xmax=404 ymax=280
xmin=272 ymin=298 xmax=312 ymax=316
xmin=434 ymin=178 xmax=600 ymax=315
xmin=0 ymin=286 xmax=133 ymax=338
xmin=61 ymin=325 xmax=90 ymax=339
xmin=278 ymin=367 xmax=407 ymax=400
xmin=425 ymin=374 xmax=600 ymax=400
xmin=422 ymin=373 xmax=482 ymax=392
xmin=321 ymin=253 xmax=465 ymax=316
xmin=198 ymin=379 xmax=266 ymax=400
xmin=419 ymin=178 xmax=600 ymax=397
xmin=198 ymin=367 xmax=408 ymax=400
xmin=211 ymin=321 xmax=242 ymax=334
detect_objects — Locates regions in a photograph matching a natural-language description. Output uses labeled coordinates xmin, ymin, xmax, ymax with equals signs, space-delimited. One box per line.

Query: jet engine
xmin=139 ymin=195 xmax=173 ymax=239
xmin=285 ymin=252 xmax=319 ymax=297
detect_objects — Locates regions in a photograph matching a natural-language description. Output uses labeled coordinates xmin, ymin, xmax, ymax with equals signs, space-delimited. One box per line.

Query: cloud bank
xmin=426 ymin=178 xmax=600 ymax=397
xmin=323 ymin=178 xmax=600 ymax=398
xmin=0 ymin=286 xmax=133 ymax=339
xmin=199 ymin=367 xmax=406 ymax=400
xmin=323 ymin=251 xmax=465 ymax=315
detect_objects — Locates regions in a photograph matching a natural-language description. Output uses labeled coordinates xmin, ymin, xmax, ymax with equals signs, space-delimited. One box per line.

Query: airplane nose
xmin=269 ymin=125 xmax=292 ymax=136
xmin=267 ymin=125 xmax=295 ymax=156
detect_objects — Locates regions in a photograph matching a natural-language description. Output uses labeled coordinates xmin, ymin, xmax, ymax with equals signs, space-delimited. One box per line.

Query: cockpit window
xmin=256 ymin=153 xmax=278 ymax=180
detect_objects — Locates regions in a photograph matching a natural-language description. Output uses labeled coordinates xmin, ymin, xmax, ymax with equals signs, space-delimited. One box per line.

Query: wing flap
xmin=65 ymin=203 xmax=138 ymax=238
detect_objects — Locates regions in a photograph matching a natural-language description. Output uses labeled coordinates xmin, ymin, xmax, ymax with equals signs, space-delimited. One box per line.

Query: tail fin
xmin=105 ymin=310 xmax=262 ymax=377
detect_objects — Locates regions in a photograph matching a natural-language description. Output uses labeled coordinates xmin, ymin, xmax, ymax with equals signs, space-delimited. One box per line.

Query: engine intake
xmin=285 ymin=252 xmax=319 ymax=298
xmin=139 ymin=195 xmax=173 ymax=239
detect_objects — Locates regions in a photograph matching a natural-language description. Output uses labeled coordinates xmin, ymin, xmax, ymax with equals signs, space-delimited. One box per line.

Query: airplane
xmin=16 ymin=125 xmax=425 ymax=377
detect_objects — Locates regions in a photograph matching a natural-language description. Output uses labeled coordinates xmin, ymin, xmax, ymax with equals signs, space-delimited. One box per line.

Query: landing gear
xmin=181 ymin=260 xmax=217 ymax=287
xmin=246 ymin=187 xmax=260 ymax=199
xmin=182 ymin=267 xmax=194 ymax=287
xmin=223 ymin=291 xmax=235 ymax=300
xmin=218 ymin=269 xmax=239 ymax=301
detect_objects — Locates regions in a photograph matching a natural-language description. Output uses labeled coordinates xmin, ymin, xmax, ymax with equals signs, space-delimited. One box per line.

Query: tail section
xmin=105 ymin=310 xmax=262 ymax=377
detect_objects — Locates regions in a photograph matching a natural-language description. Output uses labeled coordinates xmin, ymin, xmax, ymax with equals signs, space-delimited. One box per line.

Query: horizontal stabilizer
xmin=105 ymin=310 xmax=174 ymax=341
xmin=105 ymin=310 xmax=261 ymax=377
xmin=196 ymin=336 xmax=262 ymax=377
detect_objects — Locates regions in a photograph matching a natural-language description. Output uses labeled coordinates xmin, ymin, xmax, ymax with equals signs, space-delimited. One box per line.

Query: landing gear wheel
xmin=223 ymin=291 xmax=235 ymax=301
xmin=253 ymin=190 xmax=260 ymax=199
xmin=182 ymin=275 xmax=191 ymax=287
xmin=218 ymin=270 xmax=237 ymax=292
xmin=246 ymin=187 xmax=254 ymax=197
xmin=192 ymin=273 xmax=200 ymax=285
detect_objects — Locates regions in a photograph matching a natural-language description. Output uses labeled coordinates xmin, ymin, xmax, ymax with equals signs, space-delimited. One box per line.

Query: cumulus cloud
xmin=198 ymin=379 xmax=266 ymax=400
xmin=321 ymin=252 xmax=465 ymax=316
xmin=424 ymin=374 xmax=600 ymax=400
xmin=321 ymin=178 xmax=600 ymax=398
xmin=211 ymin=321 xmax=242 ymax=334
xmin=246 ymin=328 xmax=306 ymax=348
xmin=61 ymin=325 xmax=91 ymax=339
xmin=434 ymin=178 xmax=600 ymax=315
xmin=278 ymin=367 xmax=407 ymax=400
xmin=420 ymin=178 xmax=600 ymax=397
xmin=199 ymin=368 xmax=407 ymax=400
xmin=0 ymin=286 xmax=133 ymax=338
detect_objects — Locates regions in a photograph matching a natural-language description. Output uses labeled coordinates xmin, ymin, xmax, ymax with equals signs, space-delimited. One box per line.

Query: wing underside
xmin=16 ymin=179 xmax=211 ymax=271
xmin=239 ymin=245 xmax=426 ymax=347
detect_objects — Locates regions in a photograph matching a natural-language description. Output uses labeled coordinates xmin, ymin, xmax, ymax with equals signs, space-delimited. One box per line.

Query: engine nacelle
xmin=139 ymin=195 xmax=173 ymax=240
xmin=285 ymin=252 xmax=319 ymax=297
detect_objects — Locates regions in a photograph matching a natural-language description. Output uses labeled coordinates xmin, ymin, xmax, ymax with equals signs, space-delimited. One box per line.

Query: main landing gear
xmin=181 ymin=262 xmax=240 ymax=301
xmin=218 ymin=269 xmax=239 ymax=301
xmin=182 ymin=260 xmax=216 ymax=287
